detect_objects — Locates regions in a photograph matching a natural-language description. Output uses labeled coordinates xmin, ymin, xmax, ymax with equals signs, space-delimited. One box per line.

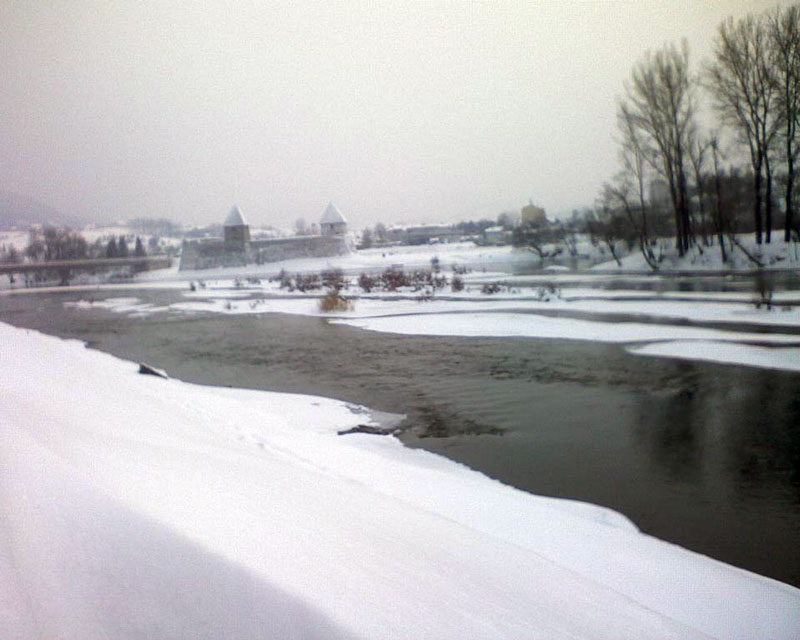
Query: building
xmin=483 ymin=226 xmax=508 ymax=245
xmin=179 ymin=203 xmax=350 ymax=271
xmin=387 ymin=223 xmax=462 ymax=245
xmin=520 ymin=201 xmax=547 ymax=227
xmin=223 ymin=205 xmax=250 ymax=253
xmin=320 ymin=202 xmax=347 ymax=236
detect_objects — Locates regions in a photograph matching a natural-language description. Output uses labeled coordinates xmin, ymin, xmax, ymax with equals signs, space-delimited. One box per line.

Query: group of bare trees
xmin=25 ymin=227 xmax=89 ymax=262
xmin=21 ymin=228 xmax=147 ymax=263
xmin=599 ymin=4 xmax=799 ymax=267
xmin=358 ymin=222 xmax=389 ymax=249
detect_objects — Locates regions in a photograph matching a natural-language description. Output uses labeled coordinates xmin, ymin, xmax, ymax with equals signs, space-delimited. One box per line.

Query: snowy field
xmin=2 ymin=322 xmax=799 ymax=639
xmin=0 ymin=230 xmax=29 ymax=251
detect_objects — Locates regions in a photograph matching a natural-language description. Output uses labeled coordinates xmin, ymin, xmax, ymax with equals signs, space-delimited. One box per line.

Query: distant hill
xmin=0 ymin=191 xmax=83 ymax=231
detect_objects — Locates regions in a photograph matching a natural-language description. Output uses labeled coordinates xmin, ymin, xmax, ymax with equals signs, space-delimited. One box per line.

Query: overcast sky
xmin=0 ymin=1 xmax=788 ymax=229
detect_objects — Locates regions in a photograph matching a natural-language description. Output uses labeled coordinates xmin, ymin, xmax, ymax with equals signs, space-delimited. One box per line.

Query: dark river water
xmin=2 ymin=287 xmax=799 ymax=587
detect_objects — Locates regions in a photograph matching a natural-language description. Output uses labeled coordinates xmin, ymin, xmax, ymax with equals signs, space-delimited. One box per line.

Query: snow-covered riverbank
xmin=1 ymin=322 xmax=799 ymax=639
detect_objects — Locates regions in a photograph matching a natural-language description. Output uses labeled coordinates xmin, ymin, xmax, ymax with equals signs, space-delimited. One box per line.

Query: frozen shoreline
xmin=54 ymin=281 xmax=800 ymax=373
xmin=1 ymin=322 xmax=799 ymax=638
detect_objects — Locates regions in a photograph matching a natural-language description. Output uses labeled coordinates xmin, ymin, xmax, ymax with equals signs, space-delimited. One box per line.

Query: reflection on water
xmin=725 ymin=373 xmax=800 ymax=495
xmin=634 ymin=377 xmax=704 ymax=483
xmin=627 ymin=362 xmax=800 ymax=584
xmin=632 ymin=364 xmax=800 ymax=499
xmin=1 ymin=289 xmax=799 ymax=586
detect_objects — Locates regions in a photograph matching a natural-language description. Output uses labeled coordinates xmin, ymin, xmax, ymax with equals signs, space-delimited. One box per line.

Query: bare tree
xmin=604 ymin=177 xmax=659 ymax=269
xmin=707 ymin=13 xmax=782 ymax=244
xmin=586 ymin=192 xmax=636 ymax=267
xmin=708 ymin=134 xmax=729 ymax=263
xmin=360 ymin=227 xmax=373 ymax=249
xmin=373 ymin=222 xmax=388 ymax=243
xmin=622 ymin=40 xmax=695 ymax=255
xmin=617 ymin=103 xmax=652 ymax=238
xmin=559 ymin=216 xmax=581 ymax=261
xmin=769 ymin=4 xmax=800 ymax=241
xmin=512 ymin=225 xmax=563 ymax=263
xmin=687 ymin=128 xmax=712 ymax=247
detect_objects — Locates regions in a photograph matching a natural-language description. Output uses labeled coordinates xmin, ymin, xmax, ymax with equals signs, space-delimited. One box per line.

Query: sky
xmin=0 ymin=1 xmax=789 ymax=230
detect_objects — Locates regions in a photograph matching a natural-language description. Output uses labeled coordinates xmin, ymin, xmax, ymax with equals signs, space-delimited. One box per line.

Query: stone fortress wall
xmin=179 ymin=203 xmax=350 ymax=271
xmin=250 ymin=235 xmax=348 ymax=264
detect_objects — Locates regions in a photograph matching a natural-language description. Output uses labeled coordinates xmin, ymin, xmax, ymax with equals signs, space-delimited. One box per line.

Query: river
xmin=1 ymin=285 xmax=799 ymax=587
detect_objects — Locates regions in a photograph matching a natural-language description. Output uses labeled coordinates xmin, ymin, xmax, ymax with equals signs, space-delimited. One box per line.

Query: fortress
xmin=179 ymin=202 xmax=350 ymax=271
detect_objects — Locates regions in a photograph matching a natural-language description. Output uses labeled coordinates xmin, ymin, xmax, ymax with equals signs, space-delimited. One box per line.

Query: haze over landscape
xmin=3 ymin=3 xmax=800 ymax=636
xmin=1 ymin=1 xmax=789 ymax=229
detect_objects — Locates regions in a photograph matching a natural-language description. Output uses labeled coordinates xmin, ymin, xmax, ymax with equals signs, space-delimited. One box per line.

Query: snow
xmin=57 ymin=281 xmax=800 ymax=328
xmin=1 ymin=322 xmax=799 ymax=639
xmin=0 ymin=230 xmax=30 ymax=251
xmin=319 ymin=201 xmax=346 ymax=224
xmin=629 ymin=341 xmax=800 ymax=372
xmin=593 ymin=234 xmax=800 ymax=272
xmin=555 ymin=296 xmax=800 ymax=328
xmin=223 ymin=204 xmax=247 ymax=227
xmin=62 ymin=296 xmax=172 ymax=317
xmin=53 ymin=274 xmax=800 ymax=372
xmin=129 ymin=242 xmax=533 ymax=283
xmin=332 ymin=311 xmax=799 ymax=345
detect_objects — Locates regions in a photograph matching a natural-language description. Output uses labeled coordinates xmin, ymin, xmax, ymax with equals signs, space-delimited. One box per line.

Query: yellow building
xmin=520 ymin=201 xmax=546 ymax=227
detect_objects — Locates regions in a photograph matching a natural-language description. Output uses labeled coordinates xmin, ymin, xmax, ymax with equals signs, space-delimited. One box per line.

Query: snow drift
xmin=1 ymin=322 xmax=798 ymax=639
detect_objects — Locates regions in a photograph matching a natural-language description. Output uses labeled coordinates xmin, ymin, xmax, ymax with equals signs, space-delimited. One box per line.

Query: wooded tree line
xmin=17 ymin=227 xmax=147 ymax=263
xmin=595 ymin=4 xmax=799 ymax=265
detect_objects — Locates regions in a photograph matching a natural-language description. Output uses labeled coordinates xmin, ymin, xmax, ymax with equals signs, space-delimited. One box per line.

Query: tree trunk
xmin=695 ymin=172 xmax=710 ymax=246
xmin=754 ymin=154 xmax=764 ymax=244
xmin=667 ymin=171 xmax=684 ymax=256
xmin=786 ymin=147 xmax=795 ymax=242
xmin=764 ymin=153 xmax=773 ymax=243
xmin=678 ymin=167 xmax=691 ymax=254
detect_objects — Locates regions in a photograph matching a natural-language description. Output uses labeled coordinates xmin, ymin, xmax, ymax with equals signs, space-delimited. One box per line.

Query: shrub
xmin=535 ymin=283 xmax=561 ymax=302
xmin=358 ymin=272 xmax=377 ymax=292
xmin=322 ymin=268 xmax=345 ymax=291
xmin=380 ymin=267 xmax=411 ymax=291
xmin=319 ymin=289 xmax=352 ymax=312
xmin=451 ymin=276 xmax=464 ymax=292
xmin=294 ymin=273 xmax=321 ymax=292
xmin=411 ymin=269 xmax=433 ymax=291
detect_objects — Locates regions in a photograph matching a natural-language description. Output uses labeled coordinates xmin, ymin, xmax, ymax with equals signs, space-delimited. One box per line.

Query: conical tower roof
xmin=320 ymin=201 xmax=346 ymax=225
xmin=224 ymin=204 xmax=247 ymax=227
